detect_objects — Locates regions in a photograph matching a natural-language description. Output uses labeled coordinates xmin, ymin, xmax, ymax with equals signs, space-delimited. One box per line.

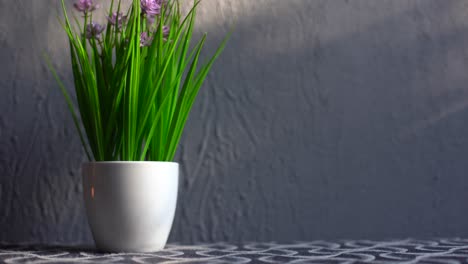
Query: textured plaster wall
xmin=2 ymin=0 xmax=468 ymax=244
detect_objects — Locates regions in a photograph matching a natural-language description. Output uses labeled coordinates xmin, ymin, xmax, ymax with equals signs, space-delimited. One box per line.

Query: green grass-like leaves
xmin=48 ymin=0 xmax=229 ymax=161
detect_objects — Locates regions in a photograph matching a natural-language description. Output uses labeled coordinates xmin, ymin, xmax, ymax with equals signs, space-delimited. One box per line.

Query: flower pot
xmin=82 ymin=162 xmax=179 ymax=252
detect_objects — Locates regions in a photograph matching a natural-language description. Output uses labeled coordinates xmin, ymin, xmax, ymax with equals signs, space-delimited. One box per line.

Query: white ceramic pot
xmin=82 ymin=162 xmax=179 ymax=252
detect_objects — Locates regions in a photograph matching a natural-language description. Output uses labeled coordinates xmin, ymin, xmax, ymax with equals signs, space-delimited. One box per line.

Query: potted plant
xmin=46 ymin=0 xmax=229 ymax=252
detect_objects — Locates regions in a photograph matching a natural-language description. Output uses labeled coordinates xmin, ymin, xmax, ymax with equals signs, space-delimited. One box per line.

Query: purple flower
xmin=140 ymin=32 xmax=153 ymax=47
xmin=107 ymin=12 xmax=127 ymax=28
xmin=85 ymin=22 xmax=105 ymax=39
xmin=140 ymin=0 xmax=161 ymax=17
xmin=163 ymin=25 xmax=170 ymax=38
xmin=74 ymin=0 xmax=99 ymax=13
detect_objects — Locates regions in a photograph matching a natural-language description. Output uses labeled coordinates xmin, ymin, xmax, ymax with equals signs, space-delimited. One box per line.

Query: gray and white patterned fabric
xmin=2 ymin=239 xmax=468 ymax=263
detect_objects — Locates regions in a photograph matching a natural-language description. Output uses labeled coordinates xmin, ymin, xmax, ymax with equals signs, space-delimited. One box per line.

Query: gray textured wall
xmin=2 ymin=0 xmax=468 ymax=244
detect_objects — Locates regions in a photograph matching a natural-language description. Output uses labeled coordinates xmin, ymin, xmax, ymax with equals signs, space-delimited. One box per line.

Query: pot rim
xmin=83 ymin=161 xmax=179 ymax=165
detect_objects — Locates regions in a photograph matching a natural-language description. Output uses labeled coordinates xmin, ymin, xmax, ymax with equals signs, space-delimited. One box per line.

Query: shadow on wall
xmin=171 ymin=0 xmax=468 ymax=242
xmin=1 ymin=0 xmax=468 ymax=244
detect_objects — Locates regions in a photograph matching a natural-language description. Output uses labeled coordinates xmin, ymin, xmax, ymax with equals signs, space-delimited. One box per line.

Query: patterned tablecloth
xmin=2 ymin=239 xmax=468 ymax=263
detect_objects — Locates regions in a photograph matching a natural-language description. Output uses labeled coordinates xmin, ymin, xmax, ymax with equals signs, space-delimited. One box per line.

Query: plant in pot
xmin=46 ymin=0 xmax=228 ymax=252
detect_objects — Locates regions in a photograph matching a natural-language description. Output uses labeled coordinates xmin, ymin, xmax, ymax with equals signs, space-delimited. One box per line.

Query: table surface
xmin=2 ymin=239 xmax=468 ymax=263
